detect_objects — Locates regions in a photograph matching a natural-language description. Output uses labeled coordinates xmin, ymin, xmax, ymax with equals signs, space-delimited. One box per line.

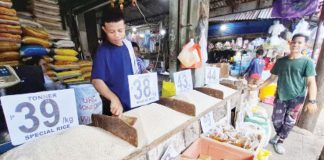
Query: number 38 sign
xmin=1 ymin=89 xmax=79 ymax=145
xmin=128 ymin=72 xmax=159 ymax=108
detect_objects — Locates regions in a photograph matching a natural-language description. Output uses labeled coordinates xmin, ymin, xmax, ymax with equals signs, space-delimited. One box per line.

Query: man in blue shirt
xmin=131 ymin=41 xmax=153 ymax=73
xmin=91 ymin=7 xmax=138 ymax=116
xmin=243 ymin=49 xmax=265 ymax=84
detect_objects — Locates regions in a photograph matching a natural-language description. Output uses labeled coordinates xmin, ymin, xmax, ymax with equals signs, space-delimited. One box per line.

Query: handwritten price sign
xmin=173 ymin=70 xmax=193 ymax=95
xmin=128 ymin=72 xmax=159 ymax=108
xmin=205 ymin=66 xmax=220 ymax=85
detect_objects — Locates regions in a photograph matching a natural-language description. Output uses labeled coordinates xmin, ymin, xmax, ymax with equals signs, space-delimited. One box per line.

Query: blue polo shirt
xmin=245 ymin=57 xmax=265 ymax=78
xmin=91 ymin=42 xmax=133 ymax=111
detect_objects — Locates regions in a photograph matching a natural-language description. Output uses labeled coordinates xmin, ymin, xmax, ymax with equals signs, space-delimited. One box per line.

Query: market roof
xmin=209 ymin=0 xmax=255 ymax=10
xmin=209 ymin=8 xmax=273 ymax=22
xmin=59 ymin=0 xmax=169 ymax=24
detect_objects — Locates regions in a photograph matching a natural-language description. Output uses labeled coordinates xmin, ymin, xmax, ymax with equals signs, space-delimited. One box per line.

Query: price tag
xmin=160 ymin=145 xmax=179 ymax=160
xmin=173 ymin=70 xmax=193 ymax=95
xmin=200 ymin=111 xmax=216 ymax=134
xmin=205 ymin=66 xmax=220 ymax=85
xmin=128 ymin=72 xmax=159 ymax=108
xmin=1 ymin=89 xmax=79 ymax=145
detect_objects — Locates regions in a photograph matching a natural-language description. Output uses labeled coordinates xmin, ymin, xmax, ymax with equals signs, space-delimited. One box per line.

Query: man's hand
xmin=304 ymin=102 xmax=318 ymax=113
xmin=110 ymin=97 xmax=123 ymax=116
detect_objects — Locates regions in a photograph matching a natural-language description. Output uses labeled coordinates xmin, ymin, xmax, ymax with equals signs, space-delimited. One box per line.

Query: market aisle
xmin=260 ymin=103 xmax=324 ymax=160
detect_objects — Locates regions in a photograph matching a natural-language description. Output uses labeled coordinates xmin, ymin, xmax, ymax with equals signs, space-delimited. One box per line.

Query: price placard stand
xmin=92 ymin=114 xmax=138 ymax=147
xmin=157 ymin=97 xmax=196 ymax=116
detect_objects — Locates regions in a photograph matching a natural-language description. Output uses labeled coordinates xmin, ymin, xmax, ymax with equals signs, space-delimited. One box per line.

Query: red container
xmin=181 ymin=137 xmax=254 ymax=160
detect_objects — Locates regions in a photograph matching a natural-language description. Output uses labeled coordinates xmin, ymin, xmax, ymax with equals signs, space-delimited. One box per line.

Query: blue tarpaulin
xmin=208 ymin=20 xmax=274 ymax=37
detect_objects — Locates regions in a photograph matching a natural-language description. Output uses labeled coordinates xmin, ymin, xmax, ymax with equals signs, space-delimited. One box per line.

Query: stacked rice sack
xmin=79 ymin=60 xmax=92 ymax=81
xmin=31 ymin=0 xmax=70 ymax=40
xmin=17 ymin=8 xmax=51 ymax=68
xmin=49 ymin=48 xmax=83 ymax=83
xmin=28 ymin=0 xmax=85 ymax=84
xmin=0 ymin=0 xmax=21 ymax=66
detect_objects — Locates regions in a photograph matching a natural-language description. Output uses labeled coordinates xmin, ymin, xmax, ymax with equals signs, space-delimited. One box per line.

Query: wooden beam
xmin=168 ymin=0 xmax=180 ymax=76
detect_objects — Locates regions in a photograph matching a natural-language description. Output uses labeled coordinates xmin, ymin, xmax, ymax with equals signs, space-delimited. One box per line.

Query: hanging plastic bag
xmin=199 ymin=29 xmax=208 ymax=63
xmin=71 ymin=84 xmax=102 ymax=125
xmin=161 ymin=80 xmax=175 ymax=97
xmin=178 ymin=39 xmax=196 ymax=67
xmin=178 ymin=40 xmax=202 ymax=69
xmin=292 ymin=19 xmax=311 ymax=36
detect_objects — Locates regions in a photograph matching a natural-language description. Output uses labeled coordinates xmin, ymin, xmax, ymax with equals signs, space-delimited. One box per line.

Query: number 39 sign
xmin=1 ymin=89 xmax=79 ymax=145
xmin=128 ymin=72 xmax=159 ymax=108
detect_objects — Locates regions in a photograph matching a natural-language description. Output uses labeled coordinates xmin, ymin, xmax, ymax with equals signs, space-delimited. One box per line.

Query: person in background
xmin=264 ymin=57 xmax=276 ymax=71
xmin=132 ymin=41 xmax=153 ymax=73
xmin=243 ymin=49 xmax=265 ymax=84
xmin=26 ymin=56 xmax=64 ymax=90
xmin=91 ymin=7 xmax=138 ymax=116
xmin=255 ymin=34 xmax=317 ymax=154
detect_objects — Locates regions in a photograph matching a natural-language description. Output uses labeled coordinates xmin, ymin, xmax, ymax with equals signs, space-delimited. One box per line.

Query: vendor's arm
xmin=257 ymin=74 xmax=277 ymax=89
xmin=92 ymin=79 xmax=123 ymax=116
xmin=304 ymin=76 xmax=317 ymax=113
xmin=304 ymin=59 xmax=317 ymax=113
xmin=91 ymin=47 xmax=123 ymax=116
xmin=254 ymin=58 xmax=279 ymax=89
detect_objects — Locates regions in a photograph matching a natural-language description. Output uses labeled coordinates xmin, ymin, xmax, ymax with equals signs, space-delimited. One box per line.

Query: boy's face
xmin=290 ymin=36 xmax=306 ymax=54
xmin=102 ymin=20 xmax=125 ymax=46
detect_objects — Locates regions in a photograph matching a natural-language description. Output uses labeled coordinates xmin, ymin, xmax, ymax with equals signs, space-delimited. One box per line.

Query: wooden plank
xmin=91 ymin=114 xmax=138 ymax=147
xmin=157 ymin=97 xmax=196 ymax=116
xmin=195 ymin=87 xmax=225 ymax=99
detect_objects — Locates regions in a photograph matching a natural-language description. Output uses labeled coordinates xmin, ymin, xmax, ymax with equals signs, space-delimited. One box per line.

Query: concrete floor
xmin=260 ymin=103 xmax=324 ymax=160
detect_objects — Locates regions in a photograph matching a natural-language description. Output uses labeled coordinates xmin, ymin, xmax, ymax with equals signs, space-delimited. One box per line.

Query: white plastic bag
xmin=177 ymin=39 xmax=200 ymax=67
xmin=293 ymin=19 xmax=311 ymax=36
xmin=199 ymin=29 xmax=208 ymax=63
xmin=71 ymin=84 xmax=102 ymax=125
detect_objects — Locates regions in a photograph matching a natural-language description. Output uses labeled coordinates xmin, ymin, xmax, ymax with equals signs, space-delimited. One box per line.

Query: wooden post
xmin=297 ymin=3 xmax=324 ymax=132
xmin=297 ymin=41 xmax=324 ymax=132
xmin=168 ymin=0 xmax=180 ymax=77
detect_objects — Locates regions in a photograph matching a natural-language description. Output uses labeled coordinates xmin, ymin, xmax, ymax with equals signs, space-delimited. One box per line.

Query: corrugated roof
xmin=209 ymin=8 xmax=273 ymax=22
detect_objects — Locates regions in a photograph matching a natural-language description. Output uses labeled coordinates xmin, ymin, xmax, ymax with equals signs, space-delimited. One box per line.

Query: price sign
xmin=1 ymin=89 xmax=79 ymax=145
xmin=200 ymin=111 xmax=216 ymax=134
xmin=128 ymin=72 xmax=159 ymax=108
xmin=205 ymin=66 xmax=220 ymax=85
xmin=173 ymin=70 xmax=193 ymax=95
xmin=160 ymin=145 xmax=179 ymax=160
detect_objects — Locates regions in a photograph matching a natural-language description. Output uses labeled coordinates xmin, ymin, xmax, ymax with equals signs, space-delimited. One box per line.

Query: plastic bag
xmin=199 ymin=29 xmax=208 ymax=63
xmin=292 ymin=19 xmax=311 ymax=36
xmin=257 ymin=149 xmax=271 ymax=160
xmin=161 ymin=80 xmax=175 ymax=97
xmin=71 ymin=84 xmax=102 ymax=125
xmin=178 ymin=40 xmax=202 ymax=68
